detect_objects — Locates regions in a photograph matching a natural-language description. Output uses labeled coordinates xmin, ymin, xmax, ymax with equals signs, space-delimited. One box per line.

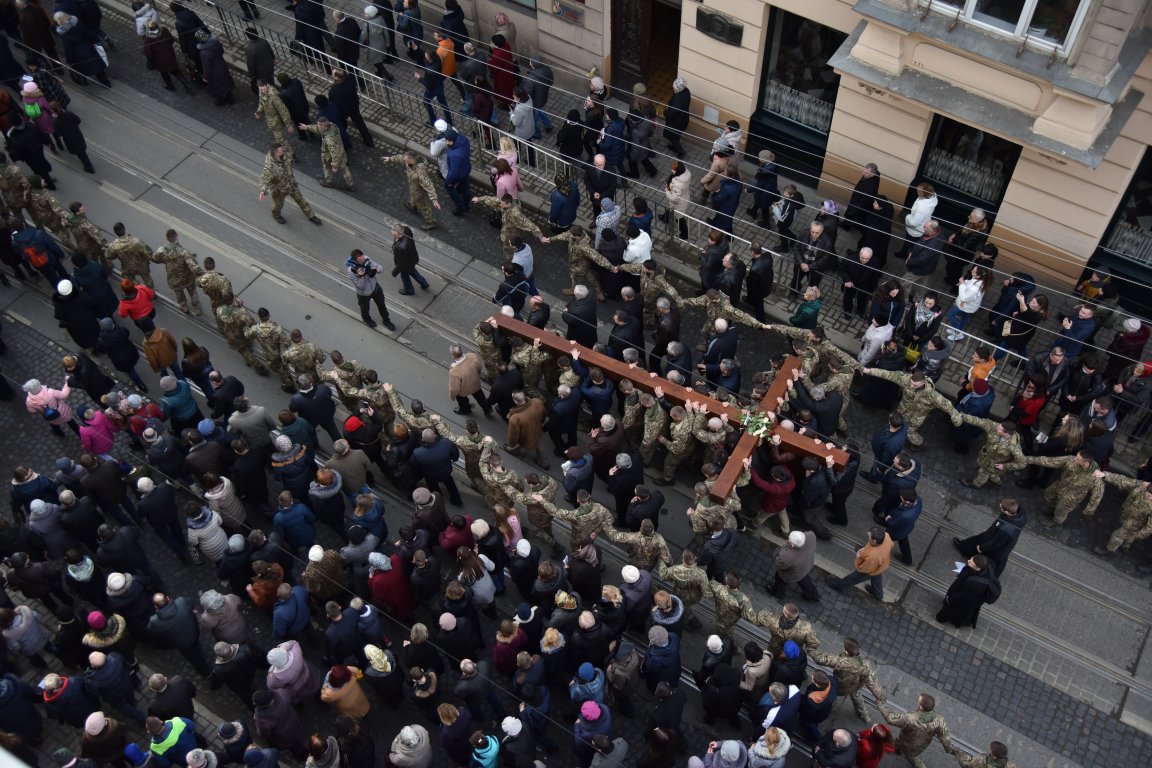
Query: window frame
xmin=923 ymin=0 xmax=1093 ymax=56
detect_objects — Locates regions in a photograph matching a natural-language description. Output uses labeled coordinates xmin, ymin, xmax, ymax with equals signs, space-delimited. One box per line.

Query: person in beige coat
xmin=698 ymin=147 xmax=733 ymax=201
xmin=319 ymin=663 xmax=369 ymax=718
xmin=504 ymin=393 xmax=549 ymax=470
xmin=448 ymin=344 xmax=491 ymax=416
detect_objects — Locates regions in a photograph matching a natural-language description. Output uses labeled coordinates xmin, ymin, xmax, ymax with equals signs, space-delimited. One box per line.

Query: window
xmin=923 ymin=0 xmax=1089 ymax=50
xmin=758 ymin=10 xmax=846 ymax=135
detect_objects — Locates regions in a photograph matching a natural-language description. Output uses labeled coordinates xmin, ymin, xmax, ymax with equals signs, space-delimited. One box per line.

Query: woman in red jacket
xmin=856 ymin=723 xmax=894 ymax=768
xmin=749 ymin=464 xmax=796 ymax=534
xmin=1008 ymin=374 xmax=1047 ymax=454
xmin=487 ymin=34 xmax=516 ymax=112
xmin=117 ymin=278 xmax=156 ymax=331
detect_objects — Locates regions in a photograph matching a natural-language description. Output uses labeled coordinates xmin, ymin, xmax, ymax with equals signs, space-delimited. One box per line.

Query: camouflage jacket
xmin=710 ymin=582 xmax=755 ymax=629
xmin=541 ymin=499 xmax=613 ymax=546
xmin=1027 ymin=455 xmax=1104 ymax=513
xmin=259 ymin=151 xmax=301 ymax=196
xmin=65 ymin=213 xmax=107 ymax=257
xmin=549 ymin=231 xmax=612 ymax=272
xmin=880 ymin=704 xmax=953 ymax=757
xmin=754 ymin=610 xmax=821 ymax=655
xmin=656 ymin=561 xmax=711 ymax=606
xmin=1102 ymin=472 xmax=1152 ymax=533
xmin=606 ymin=529 xmax=672 ymax=571
xmin=216 ymin=303 xmax=256 ymax=337
xmin=151 ymin=242 xmax=203 ymax=288
xmin=107 ymin=234 xmax=154 ymax=274
xmin=810 ymin=651 xmax=884 ymax=698
xmin=681 ymin=293 xmax=763 ymax=330
xmin=282 ymin=340 xmax=327 ymax=377
xmin=197 ymin=271 xmax=233 ymax=304
xmin=383 ymin=156 xmax=439 ymax=202
xmin=304 ymin=123 xmax=348 ymax=168
xmin=244 ymin=320 xmax=291 ymax=358
xmin=257 ymin=89 xmax=292 ymax=131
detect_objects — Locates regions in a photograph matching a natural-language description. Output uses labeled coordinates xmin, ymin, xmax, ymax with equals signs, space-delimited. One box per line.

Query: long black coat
xmin=859 ymin=196 xmax=895 ymax=269
xmin=563 ymin=295 xmax=599 ymax=349
xmin=332 ymin=17 xmax=361 ymax=66
xmin=53 ymin=290 xmax=100 ymax=349
xmin=278 ymin=77 xmax=310 ymax=125
xmin=198 ymin=37 xmax=235 ymax=100
xmin=844 ymin=173 xmax=880 ymax=229
xmin=245 ymin=37 xmax=275 ymax=85
xmin=936 ymin=565 xmax=1001 ymax=628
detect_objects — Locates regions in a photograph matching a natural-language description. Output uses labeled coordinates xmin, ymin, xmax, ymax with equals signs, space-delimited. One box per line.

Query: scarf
xmin=68 ymin=557 xmax=95 ymax=582
xmin=916 ymin=710 xmax=938 ymax=725
xmin=779 ymin=615 xmax=797 ymax=631
xmin=914 ymin=302 xmax=935 ymax=327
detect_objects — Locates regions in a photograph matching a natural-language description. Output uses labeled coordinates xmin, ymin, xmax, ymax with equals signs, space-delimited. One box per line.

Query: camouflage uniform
xmin=26 ymin=187 xmax=66 ymax=236
xmin=65 ymin=212 xmax=108 ymax=269
xmin=811 ymin=650 xmax=885 ymax=720
xmin=867 ymin=369 xmax=958 ymax=446
xmin=0 ymin=162 xmax=29 ymax=220
xmin=688 ymin=495 xmax=738 ymax=535
xmin=821 ymin=368 xmax=855 ymax=433
xmin=549 ymin=231 xmax=610 ymax=296
xmin=197 ymin=271 xmax=234 ymax=315
xmin=618 ymin=263 xmax=681 ymax=329
xmin=216 ymin=303 xmax=264 ymax=371
xmin=343 ymin=381 xmax=395 ymax=428
xmin=770 ymin=326 xmax=822 ymax=377
xmin=383 ymin=156 xmax=440 ymax=227
xmin=510 ymin=344 xmax=550 ymax=400
xmin=636 ymin=400 xmax=669 ymax=465
xmin=430 ymin=419 xmax=484 ymax=488
xmin=660 ymin=416 xmax=697 ymax=482
xmin=692 ymin=412 xmax=732 ymax=454
xmin=150 ymin=242 xmax=203 ymax=314
xmin=605 ymin=529 xmax=672 ymax=572
xmin=956 ymin=414 xmax=1026 ymax=486
xmin=387 ymin=390 xmax=435 ymax=432
xmin=244 ymin=319 xmax=294 ymax=389
xmin=259 ymin=149 xmax=316 ymax=220
xmin=879 ymin=704 xmax=953 ymax=768
xmin=473 ymin=325 xmax=502 ymax=382
xmin=508 ymin=474 xmax=560 ymax=552
xmin=1100 ymin=473 xmax=1152 ymax=552
xmin=303 ymin=123 xmax=353 ymax=189
xmin=956 ymin=753 xmax=1016 ymax=768
xmin=473 ymin=197 xmax=544 ymax=257
xmin=256 ymin=88 xmax=293 ymax=147
xmin=754 ymin=609 xmax=821 ymax=655
xmin=680 ymin=293 xmax=763 ymax=349
xmin=479 ymin=440 xmax=523 ymax=506
xmin=538 ymin=498 xmax=613 ymax=550
xmin=709 ymin=581 xmax=755 ymax=635
xmin=619 ymin=390 xmax=643 ymax=448
xmin=282 ymin=340 xmax=327 ymax=381
xmin=656 ymin=561 xmax=711 ymax=625
xmin=1025 ymin=455 xmax=1104 ymax=524
xmin=327 ymin=359 xmax=371 ymax=411
xmin=107 ymin=234 xmax=155 ymax=288
xmin=559 ymin=368 xmax=581 ymax=389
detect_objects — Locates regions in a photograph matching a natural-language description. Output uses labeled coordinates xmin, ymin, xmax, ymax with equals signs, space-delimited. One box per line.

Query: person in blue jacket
xmin=273 ymin=491 xmax=317 ymax=555
xmin=0 ymin=672 xmax=43 ymax=743
xmin=709 ymin=170 xmax=742 ymax=235
xmin=866 ymin=413 xmax=908 ymax=482
xmin=144 ymin=715 xmax=198 ymax=768
xmin=271 ymin=583 xmax=311 ymax=641
xmin=548 ymin=170 xmax=580 ymax=233
xmin=641 ymin=625 xmax=681 ymax=691
xmin=880 ymin=488 xmax=922 ymax=566
xmin=598 ymin=109 xmax=626 ymax=177
xmin=443 ymin=128 xmax=472 ymax=215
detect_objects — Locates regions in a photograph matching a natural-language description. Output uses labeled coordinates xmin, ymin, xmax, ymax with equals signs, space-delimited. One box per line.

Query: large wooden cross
xmin=491 ymin=316 xmax=848 ymax=502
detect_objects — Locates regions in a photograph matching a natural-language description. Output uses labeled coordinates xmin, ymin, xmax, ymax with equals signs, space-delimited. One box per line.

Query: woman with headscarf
xmin=487 ymin=34 xmax=516 ymax=112
xmin=594 ymin=198 xmax=620 ymax=250
xmin=320 ymin=664 xmax=369 ymax=719
xmin=53 ymin=11 xmax=110 ymax=87
xmin=368 ymin=551 xmax=416 ymax=622
xmin=769 ymin=640 xmax=807 ymax=686
xmin=52 ymin=278 xmax=100 ymax=352
xmin=23 ymin=376 xmax=78 ymax=436
xmin=363 ymin=643 xmax=404 ymax=706
xmin=663 ymin=77 xmax=691 ymax=158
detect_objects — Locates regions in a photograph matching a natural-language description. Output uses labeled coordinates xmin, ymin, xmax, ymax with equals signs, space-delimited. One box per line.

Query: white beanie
xmin=515 ymin=539 xmax=531 ymax=557
xmin=621 ymin=565 xmax=639 ymax=584
xmin=471 ymin=519 xmax=490 ymax=538
xmin=434 ymin=119 xmax=448 ymax=132
xmin=789 ymin=531 xmax=807 ymax=547
xmin=57 ymin=279 xmax=73 ymax=296
xmin=501 ymin=717 xmax=523 ymax=737
xmin=267 ymin=647 xmax=289 ymax=669
xmin=308 ymin=545 xmax=325 ymax=563
xmin=274 ymin=434 xmax=293 ymax=453
xmin=1124 ymin=318 xmax=1142 ymax=333
xmin=706 ymin=635 xmax=723 ymax=654
xmin=137 ymin=477 xmax=155 ymax=493
xmin=363 ymin=4 xmax=378 ymax=17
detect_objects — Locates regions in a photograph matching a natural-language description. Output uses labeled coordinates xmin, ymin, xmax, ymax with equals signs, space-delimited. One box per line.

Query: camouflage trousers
xmin=525 ymin=507 xmax=559 ymax=551
xmin=266 ymin=358 xmax=295 ymax=388
xmin=969 ymin=467 xmax=1005 ymax=487
xmin=123 ymin=270 xmax=154 ymax=289
xmin=270 ymin=187 xmax=315 ymax=219
xmin=570 ymin=266 xmax=601 ymax=296
xmin=1106 ymin=517 xmax=1150 ymax=551
xmin=408 ymin=194 xmax=437 ymax=226
xmin=322 ymin=164 xmax=354 ymax=189
xmin=223 ymin=331 xmax=266 ymax=372
xmin=662 ymin=449 xmax=693 ymax=482
xmin=1045 ymin=484 xmax=1095 ymax=525
xmin=169 ymin=283 xmax=202 ymax=315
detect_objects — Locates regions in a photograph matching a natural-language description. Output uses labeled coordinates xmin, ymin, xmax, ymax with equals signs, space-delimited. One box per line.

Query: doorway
xmin=611 ymin=0 xmax=681 ymax=98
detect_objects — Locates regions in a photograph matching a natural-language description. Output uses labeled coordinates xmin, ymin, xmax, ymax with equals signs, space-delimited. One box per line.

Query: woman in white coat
xmin=896 ymin=181 xmax=937 ymax=259
xmin=662 ymin=160 xmax=692 ymax=240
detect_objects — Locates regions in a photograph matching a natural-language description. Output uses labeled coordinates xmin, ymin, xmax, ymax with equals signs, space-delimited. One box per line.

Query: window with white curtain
xmin=922 ymin=0 xmax=1091 ymax=52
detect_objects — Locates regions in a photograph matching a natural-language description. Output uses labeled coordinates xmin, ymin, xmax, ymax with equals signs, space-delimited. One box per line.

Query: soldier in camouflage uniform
xmin=0 ymin=157 xmax=29 ymax=223
xmin=765 ymin=325 xmax=821 ymax=377
xmin=509 ymin=336 xmax=550 ymax=400
xmin=813 ymin=356 xmax=857 ymax=433
xmin=282 ymin=330 xmax=327 ymax=382
xmin=811 ymin=639 xmax=885 ymax=720
xmin=341 ymin=369 xmax=395 ymax=429
xmin=953 ymin=416 xmax=1027 ymax=487
xmin=686 ymin=482 xmax=738 ymax=545
xmin=258 ymin=144 xmax=322 ymax=225
xmin=1097 ymin=472 xmax=1152 ymax=554
xmin=692 ymin=410 xmax=732 ymax=460
xmin=954 ymin=743 xmax=1016 ymax=768
xmin=196 ymin=257 xmax=233 ymax=315
xmin=325 ymin=350 xmax=370 ymax=411
xmin=25 ymin=179 xmax=67 ymax=236
xmin=383 ymin=151 xmax=441 ymax=230
xmin=754 ymin=602 xmax=821 ymax=655
xmin=106 ymin=223 xmax=155 ymax=288
xmin=479 ymin=437 xmax=523 ymax=507
xmin=619 ymin=382 xmax=644 ymax=447
xmin=656 ymin=404 xmax=697 ymax=485
xmin=150 ymin=229 xmax=204 ymax=314
xmin=428 ymin=414 xmax=484 ymax=489
xmin=244 ymin=307 xmax=295 ymax=391
xmin=1023 ymin=451 xmax=1104 ymax=526
xmin=215 ymin=293 xmax=269 ymax=375
xmin=703 ymin=458 xmax=750 ymax=496
xmin=632 ymin=393 xmax=669 ymax=465
xmin=863 ymin=367 xmax=958 ymax=446
xmin=533 ymin=488 xmax=613 ymax=550
xmin=300 ymin=116 xmax=354 ymax=190
xmin=708 ymin=573 xmax=755 ymax=635
xmin=544 ymin=224 xmax=610 ymax=300
xmin=557 ymin=356 xmax=580 ymax=389
xmin=656 ymin=550 xmax=710 ymax=630
xmin=255 ymin=81 xmax=293 ymax=147
xmin=384 ymin=383 xmax=435 ymax=432
xmin=65 ymin=202 xmax=108 ymax=267
xmin=618 ymin=260 xmax=680 ymax=330
xmin=879 ymin=694 xmax=953 ymax=768
xmin=508 ymin=472 xmax=562 ymax=556
xmin=472 ymin=194 xmax=545 ymax=257
xmin=473 ymin=322 xmax=503 ymax=383
xmin=681 ymin=288 xmax=767 ymax=350
xmin=604 ymin=518 xmax=672 ymax=572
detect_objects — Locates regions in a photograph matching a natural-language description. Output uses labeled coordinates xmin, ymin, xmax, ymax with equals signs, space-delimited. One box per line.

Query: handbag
xmin=904 ymin=343 xmax=921 ymax=364
xmin=1001 ymin=319 xmax=1013 ymax=337
xmin=771 ymin=200 xmax=786 ymax=223
xmin=42 ymin=406 xmax=60 ymax=421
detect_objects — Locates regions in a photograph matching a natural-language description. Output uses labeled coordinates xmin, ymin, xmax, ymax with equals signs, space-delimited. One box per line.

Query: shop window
xmin=758 ymin=10 xmax=845 ymax=136
xmin=920 ymin=115 xmax=1021 ymax=208
xmin=1102 ymin=148 xmax=1152 ymax=267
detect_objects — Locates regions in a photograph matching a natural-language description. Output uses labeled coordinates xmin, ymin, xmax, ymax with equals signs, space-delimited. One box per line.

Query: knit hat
xmin=252 ymin=690 xmax=274 ymax=708
xmin=197 ymin=419 xmax=216 ymax=436
xmin=218 ymin=722 xmax=238 ymax=740
xmin=972 ymin=378 xmax=991 ymax=395
xmin=822 ymin=199 xmax=838 ymax=214
xmin=580 ymin=701 xmax=601 ymax=721
xmin=126 ymin=394 xmax=143 ymax=409
xmin=577 ymin=662 xmax=594 ymax=682
xmin=621 ymin=565 xmax=639 ymax=584
xmin=648 ymin=625 xmax=668 ymax=645
xmin=267 ymin=647 xmax=289 ymax=669
xmin=52 ymin=749 xmax=77 ymax=768
xmin=433 ymin=119 xmax=448 ymax=132
xmin=106 ymin=573 xmax=129 ymax=596
xmin=501 ymin=717 xmax=523 ymax=737
xmin=706 ymin=635 xmax=723 ymax=654
xmin=783 ymin=640 xmax=801 ymax=659
xmin=673 ymin=77 xmax=687 ymax=92
xmin=412 ymin=487 xmax=432 ymax=504
xmin=142 ymin=428 xmax=161 ymax=445
xmin=187 ymin=749 xmax=209 ymax=768
xmin=200 ymin=590 xmax=226 ymax=611
xmin=347 ymin=525 xmax=367 ymax=545
xmin=363 ymin=4 xmax=378 ymax=18
xmin=87 ymin=611 xmax=107 ymax=630
xmin=30 ymin=499 xmax=46 ymax=515
xmin=124 ymin=745 xmax=149 ymax=768
xmin=1124 ymin=318 xmax=1142 ymax=333
xmin=632 ymin=82 xmax=646 ymax=95
xmin=99 ymin=317 xmax=115 ymax=331
xmin=274 ymin=434 xmax=293 ymax=453
xmin=343 ymin=415 xmax=364 ymax=432
xmin=214 ymin=642 xmax=235 ymax=660
xmin=308 ymin=544 xmax=325 ymax=563
xmin=83 ymin=710 xmax=107 ymax=736
xmin=443 ymin=128 xmax=458 ymax=141
xmin=515 ymin=539 xmax=531 ymax=557
xmin=719 ymin=741 xmax=741 ymax=761
xmin=439 ymin=612 xmax=456 ymax=631
xmin=398 ymin=726 xmax=420 ymax=747
xmin=600 ymin=198 xmax=615 ymax=213
xmin=470 ymin=519 xmax=490 ymax=538
xmin=160 ymin=376 xmax=178 ymax=392
xmin=57 ymin=279 xmax=73 ymax=296
xmin=228 ymin=534 xmax=246 ymax=553
xmin=368 ymin=552 xmax=390 ymax=570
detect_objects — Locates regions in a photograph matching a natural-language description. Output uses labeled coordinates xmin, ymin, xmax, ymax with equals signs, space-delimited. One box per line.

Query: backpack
xmin=23 ymin=102 xmax=41 ymax=120
xmin=23 ymin=244 xmax=48 ymax=268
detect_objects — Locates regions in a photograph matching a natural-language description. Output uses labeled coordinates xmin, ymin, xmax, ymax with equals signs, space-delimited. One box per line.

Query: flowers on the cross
xmin=743 ymin=410 xmax=775 ymax=440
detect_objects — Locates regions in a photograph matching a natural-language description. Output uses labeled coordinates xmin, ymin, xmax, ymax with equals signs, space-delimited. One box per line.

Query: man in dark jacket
xmin=80 ymin=455 xmax=137 ymax=528
xmin=8 ymin=467 xmax=59 ymax=524
xmin=903 ymin=221 xmax=943 ymax=278
xmin=84 ymin=651 xmax=146 ymax=723
xmin=134 ymin=478 xmax=189 ymax=562
xmin=147 ymin=593 xmax=212 ymax=675
xmin=331 ymin=11 xmax=361 ymax=71
xmin=952 ymin=498 xmax=1026 ymax=577
xmin=715 ymin=254 xmax=747 ymax=308
xmin=881 ymin=488 xmax=922 ymax=566
xmin=412 ymin=429 xmax=463 ymax=506
xmin=41 ymin=673 xmax=98 ymax=727
xmin=493 ymin=262 xmax=531 ymax=319
xmin=697 ymin=521 xmax=738 ymax=582
xmin=96 ymin=523 xmax=165 ymax=591
xmin=146 ymin=672 xmax=197 ymax=721
xmin=329 ymin=68 xmax=373 ymax=146
xmin=443 ymin=129 xmax=472 ymax=215
xmin=798 ymin=670 xmax=839 ymax=741
xmin=606 ymin=310 xmax=644 ymax=363
xmin=290 ymin=377 xmax=340 ymax=442
xmin=276 ymin=73 xmax=312 ymax=141
xmin=544 ymin=384 xmax=582 ymax=455
xmin=865 ymin=413 xmax=907 ymax=482
xmin=700 ymin=319 xmax=739 ymax=380
xmin=838 ymin=247 xmax=881 ymax=317
xmin=562 ymin=285 xmax=599 ymax=348
xmin=525 ymin=57 xmax=554 ymax=138
xmin=208 ymin=642 xmax=258 ymax=704
xmin=244 ymin=28 xmax=274 ymax=93
xmin=583 ymin=154 xmax=617 ymax=217
xmin=813 ymin=728 xmax=858 ymax=768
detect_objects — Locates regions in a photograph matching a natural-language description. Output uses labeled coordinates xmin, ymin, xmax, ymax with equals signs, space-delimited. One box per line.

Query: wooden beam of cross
xmin=491 ymin=316 xmax=847 ymax=503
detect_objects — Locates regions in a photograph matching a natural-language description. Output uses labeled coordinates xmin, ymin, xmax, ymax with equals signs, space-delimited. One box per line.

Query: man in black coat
xmin=276 ymin=73 xmax=312 ymax=141
xmin=697 ymin=520 xmax=738 ymax=581
xmin=322 ymin=601 xmax=362 ymax=665
xmin=700 ymin=319 xmax=739 ymax=381
xmin=96 ymin=523 xmax=165 ymax=591
xmin=745 ymin=242 xmax=775 ymax=322
xmin=543 ymin=384 xmax=582 ymax=455
xmin=526 ymin=295 xmax=550 ymax=328
xmin=843 ymin=164 xmax=880 ymax=232
xmin=80 ymin=455 xmax=137 ymax=528
xmin=229 ymin=439 xmax=272 ymax=516
xmin=209 ymin=371 xmax=245 ymax=422
xmin=583 ymin=154 xmax=617 ymax=217
xmin=411 ymin=429 xmax=462 ymax=506
xmin=331 ymin=11 xmax=362 ymax=72
xmin=606 ymin=452 xmax=645 ymax=527
xmin=813 ymin=728 xmax=859 ymax=768
xmin=146 ymin=672 xmax=197 ymax=721
xmin=244 ymin=29 xmax=274 ymax=93
xmin=208 ymin=641 xmax=258 ymax=703
xmin=57 ymin=490 xmax=102 ymax=553
xmin=606 ymin=309 xmax=643 ymax=363
xmin=625 ymin=485 xmax=664 ymax=531
xmin=148 ymin=594 xmax=212 ymax=676
xmin=329 ymin=69 xmax=373 ymax=146
xmin=508 ymin=538 xmax=541 ymax=600
xmin=715 ymin=254 xmax=746 ymax=308
xmin=562 ymin=285 xmax=598 ymax=349
xmin=135 ymin=478 xmax=189 ymax=562
xmin=838 ymin=247 xmax=881 ymax=318
xmin=952 ymin=499 xmax=1026 ymax=576
xmin=650 ymin=298 xmax=680 ymax=372
xmin=791 ymin=380 xmax=845 ymax=439
xmin=935 ymin=554 xmax=1001 ymax=628
xmin=290 ymin=377 xmax=340 ymax=442
xmin=647 ymin=680 xmax=686 ymax=732
xmin=488 ymin=363 xmax=525 ymax=419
